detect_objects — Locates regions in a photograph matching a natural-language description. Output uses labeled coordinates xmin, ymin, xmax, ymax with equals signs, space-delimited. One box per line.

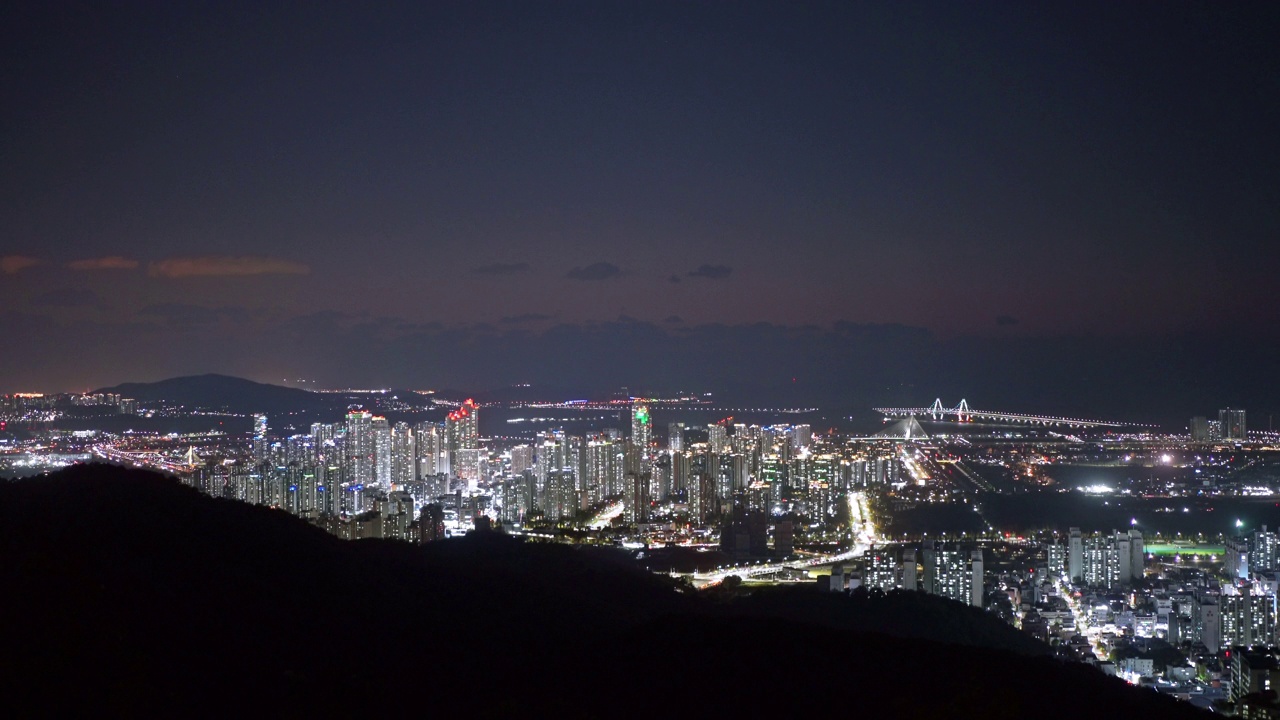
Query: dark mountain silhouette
xmin=0 ymin=465 xmax=1208 ymax=718
xmin=96 ymin=373 xmax=334 ymax=414
xmin=722 ymin=584 xmax=1053 ymax=656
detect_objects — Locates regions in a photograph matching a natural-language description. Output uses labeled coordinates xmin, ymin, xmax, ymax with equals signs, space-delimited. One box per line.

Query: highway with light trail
xmin=684 ymin=491 xmax=877 ymax=589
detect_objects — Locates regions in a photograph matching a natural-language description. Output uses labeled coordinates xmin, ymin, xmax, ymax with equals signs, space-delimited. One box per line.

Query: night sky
xmin=2 ymin=2 xmax=1278 ymax=421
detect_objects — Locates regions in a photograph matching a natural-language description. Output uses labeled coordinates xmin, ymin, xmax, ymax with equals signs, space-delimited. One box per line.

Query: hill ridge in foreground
xmin=0 ymin=465 xmax=1206 ymax=718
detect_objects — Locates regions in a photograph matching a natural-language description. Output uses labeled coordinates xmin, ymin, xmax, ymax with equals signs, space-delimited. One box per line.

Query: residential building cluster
xmin=858 ymin=543 xmax=984 ymax=607
xmin=175 ymin=400 xmax=911 ymax=548
xmin=1190 ymin=408 xmax=1249 ymax=443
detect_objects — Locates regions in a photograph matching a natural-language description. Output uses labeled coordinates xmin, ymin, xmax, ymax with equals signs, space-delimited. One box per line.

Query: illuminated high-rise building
xmin=372 ymin=416 xmax=391 ymax=489
xmin=712 ymin=453 xmax=747 ymax=505
xmin=585 ymin=436 xmax=623 ymax=502
xmin=391 ymin=421 xmax=415 ymax=487
xmin=1220 ymin=583 xmax=1277 ymax=649
xmin=533 ymin=431 xmax=575 ymax=498
xmin=285 ymin=434 xmax=314 ymax=466
xmin=1252 ymin=526 xmax=1280 ymax=573
xmin=631 ymin=401 xmax=652 ymax=449
xmin=414 ymin=421 xmax=441 ymax=478
xmin=671 ymin=450 xmax=691 ymax=495
xmin=305 ymin=417 xmax=332 ymax=468
xmin=455 ymin=449 xmax=481 ymax=492
xmin=446 ymin=399 xmax=479 ymax=482
xmin=790 ymin=424 xmax=812 ymax=452
xmin=565 ymin=435 xmax=584 ymax=486
xmin=1073 ymin=529 xmax=1144 ymax=588
xmin=252 ymin=414 xmax=269 ymax=463
xmin=419 ymin=503 xmax=446 ymax=543
xmin=761 ymin=453 xmax=786 ymax=503
xmin=687 ymin=469 xmax=715 ymax=524
xmin=316 ymin=471 xmax=338 ymax=516
xmin=707 ymin=424 xmax=728 ymax=454
xmin=325 ymin=433 xmax=346 ymax=512
xmin=1081 ymin=534 xmax=1118 ymax=588
xmin=510 ymin=445 xmax=535 ymax=476
xmin=297 ymin=464 xmax=321 ymax=518
xmin=379 ymin=491 xmax=415 ymax=541
xmin=1227 ymin=536 xmax=1250 ymax=579
xmin=667 ymin=422 xmax=684 ymax=452
xmin=1190 ymin=416 xmax=1211 ymax=442
xmin=344 ymin=410 xmax=374 ymax=488
xmin=497 ymin=478 xmax=522 ymax=523
xmin=624 ymin=442 xmax=642 ymax=478
xmin=1129 ymin=528 xmax=1144 ymax=580
xmin=310 ymin=422 xmax=334 ymax=447
xmin=866 ymin=549 xmax=901 ymax=591
xmin=901 ymin=549 xmax=918 ymax=591
xmin=1047 ymin=542 xmax=1067 ymax=578
xmin=544 ymin=470 xmax=578 ymax=522
xmin=922 ymin=544 xmax=984 ymax=608
xmin=653 ymin=452 xmax=673 ymax=501
xmin=1220 ymin=408 xmax=1247 ymax=441
xmin=625 ymin=469 xmax=650 ymax=523
xmin=1068 ymin=527 xmax=1083 ymax=582
xmin=452 ymin=399 xmax=480 ymax=448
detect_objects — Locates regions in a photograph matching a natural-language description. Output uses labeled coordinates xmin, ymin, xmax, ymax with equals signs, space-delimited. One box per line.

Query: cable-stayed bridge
xmin=874 ymin=399 xmax=1138 ymax=429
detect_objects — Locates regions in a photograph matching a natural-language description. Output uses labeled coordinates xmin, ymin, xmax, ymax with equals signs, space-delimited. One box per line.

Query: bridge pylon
xmin=954 ymin=399 xmax=971 ymax=422
xmin=928 ymin=398 xmax=945 ymax=419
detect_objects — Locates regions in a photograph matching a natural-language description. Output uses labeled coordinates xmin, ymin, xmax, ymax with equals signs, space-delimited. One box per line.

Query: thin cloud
xmin=996 ymin=315 xmax=1019 ymax=326
xmin=471 ymin=262 xmax=530 ymax=276
xmin=1 ymin=255 xmax=41 ymax=275
xmin=664 ymin=315 xmax=684 ymax=324
xmin=688 ymin=264 xmax=732 ymax=279
xmin=149 ymin=255 xmax=310 ymax=278
xmin=68 ymin=256 xmax=140 ymax=271
xmin=668 ymin=275 xmax=682 ymax=284
xmin=566 ymin=262 xmax=621 ymax=281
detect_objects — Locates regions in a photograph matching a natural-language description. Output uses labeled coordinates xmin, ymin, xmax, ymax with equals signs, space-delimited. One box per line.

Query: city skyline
xmin=7 ymin=3 xmax=1280 ymax=715
xmin=5 ymin=359 xmax=1280 ymax=715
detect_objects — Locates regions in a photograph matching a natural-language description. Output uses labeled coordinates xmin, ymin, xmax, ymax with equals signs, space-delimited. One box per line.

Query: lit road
xmin=586 ymin=500 xmax=625 ymax=530
xmin=1052 ymin=575 xmax=1109 ymax=662
xmin=686 ymin=491 xmax=877 ymax=589
xmin=91 ymin=445 xmax=198 ymax=476
xmin=900 ymin=447 xmax=932 ymax=485
xmin=943 ymin=459 xmax=997 ymax=492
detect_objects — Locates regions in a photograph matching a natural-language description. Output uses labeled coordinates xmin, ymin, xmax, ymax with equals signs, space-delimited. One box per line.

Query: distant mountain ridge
xmin=93 ymin=374 xmax=613 ymax=416
xmin=96 ymin=373 xmax=330 ymax=414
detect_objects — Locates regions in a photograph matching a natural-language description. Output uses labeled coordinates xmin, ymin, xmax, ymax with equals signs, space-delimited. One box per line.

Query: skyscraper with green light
xmin=631 ymin=400 xmax=651 ymax=448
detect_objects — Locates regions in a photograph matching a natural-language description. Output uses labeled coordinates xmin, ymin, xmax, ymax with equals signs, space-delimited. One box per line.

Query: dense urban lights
xmin=2 ymin=383 xmax=1276 ymax=711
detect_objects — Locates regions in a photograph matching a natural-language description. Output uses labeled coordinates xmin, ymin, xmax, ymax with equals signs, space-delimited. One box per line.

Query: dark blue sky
xmin=2 ymin=1 xmax=1278 ymax=415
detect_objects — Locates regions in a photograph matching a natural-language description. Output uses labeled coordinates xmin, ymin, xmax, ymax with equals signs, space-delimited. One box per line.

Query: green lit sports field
xmin=1145 ymin=544 xmax=1224 ymax=556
